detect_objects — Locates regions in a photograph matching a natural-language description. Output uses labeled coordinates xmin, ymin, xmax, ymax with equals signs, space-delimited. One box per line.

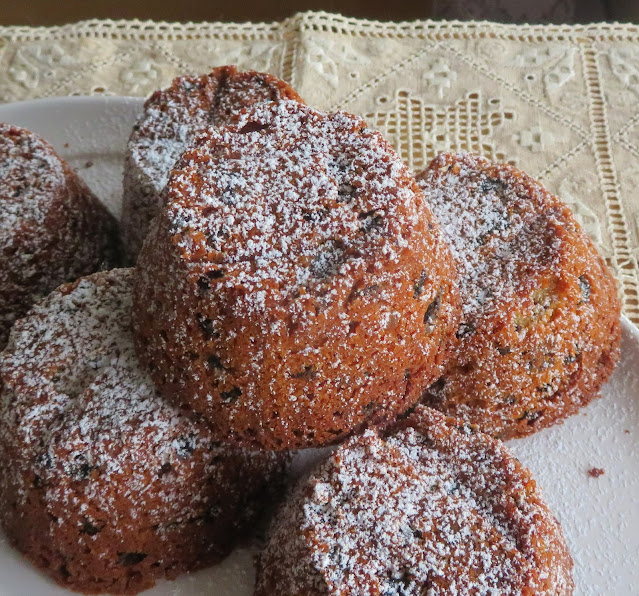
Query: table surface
xmin=0 ymin=11 xmax=638 ymax=326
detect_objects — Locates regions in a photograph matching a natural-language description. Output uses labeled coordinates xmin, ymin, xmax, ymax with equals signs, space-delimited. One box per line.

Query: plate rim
xmin=0 ymin=95 xmax=144 ymax=112
xmin=0 ymin=93 xmax=636 ymax=596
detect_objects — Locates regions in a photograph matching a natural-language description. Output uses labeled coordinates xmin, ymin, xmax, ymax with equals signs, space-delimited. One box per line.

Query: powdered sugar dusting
xmin=0 ymin=268 xmax=286 ymax=591
xmin=134 ymin=100 xmax=458 ymax=449
xmin=127 ymin=69 xmax=300 ymax=197
xmin=131 ymin=113 xmax=200 ymax=198
xmin=2 ymin=270 xmax=194 ymax=516
xmin=417 ymin=152 xmax=621 ymax=439
xmin=122 ymin=67 xmax=303 ymax=257
xmin=257 ymin=408 xmax=573 ymax=595
xmin=0 ymin=96 xmax=633 ymax=595
xmin=168 ymin=101 xmax=419 ymax=303
xmin=417 ymin=152 xmax=561 ymax=321
xmin=0 ymin=123 xmax=119 ymax=349
xmin=0 ymin=123 xmax=65 ymax=239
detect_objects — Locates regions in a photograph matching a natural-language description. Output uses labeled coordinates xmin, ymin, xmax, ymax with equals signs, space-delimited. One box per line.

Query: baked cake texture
xmin=121 ymin=65 xmax=303 ymax=258
xmin=256 ymin=406 xmax=574 ymax=595
xmin=0 ymin=268 xmax=288 ymax=595
xmin=0 ymin=123 xmax=119 ymax=348
xmin=132 ymin=101 xmax=460 ymax=450
xmin=417 ymin=152 xmax=621 ymax=438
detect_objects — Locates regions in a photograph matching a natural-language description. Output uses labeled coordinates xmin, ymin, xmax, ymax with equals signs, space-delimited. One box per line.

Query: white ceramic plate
xmin=0 ymin=96 xmax=637 ymax=596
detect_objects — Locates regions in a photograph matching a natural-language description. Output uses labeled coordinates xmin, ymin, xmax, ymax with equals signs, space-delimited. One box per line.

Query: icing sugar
xmin=0 ymin=269 xmax=283 ymax=530
xmin=166 ymin=100 xmax=421 ymax=299
xmin=418 ymin=152 xmax=563 ymax=321
xmin=257 ymin=408 xmax=573 ymax=595
xmin=0 ymin=123 xmax=65 ymax=241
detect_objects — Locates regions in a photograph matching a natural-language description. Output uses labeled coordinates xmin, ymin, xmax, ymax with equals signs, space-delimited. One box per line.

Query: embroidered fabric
xmin=0 ymin=11 xmax=637 ymax=325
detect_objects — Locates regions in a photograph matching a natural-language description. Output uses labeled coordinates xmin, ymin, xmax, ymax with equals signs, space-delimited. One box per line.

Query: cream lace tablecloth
xmin=1 ymin=11 xmax=638 ymax=325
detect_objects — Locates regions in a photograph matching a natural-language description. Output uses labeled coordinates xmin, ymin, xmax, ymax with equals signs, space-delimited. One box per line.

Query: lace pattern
xmin=0 ymin=11 xmax=637 ymax=324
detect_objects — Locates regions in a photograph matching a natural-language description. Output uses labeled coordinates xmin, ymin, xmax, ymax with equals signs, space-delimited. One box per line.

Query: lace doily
xmin=0 ymin=12 xmax=637 ymax=325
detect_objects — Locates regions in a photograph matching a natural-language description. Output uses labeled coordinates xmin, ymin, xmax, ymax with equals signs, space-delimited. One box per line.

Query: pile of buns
xmin=0 ymin=66 xmax=621 ymax=595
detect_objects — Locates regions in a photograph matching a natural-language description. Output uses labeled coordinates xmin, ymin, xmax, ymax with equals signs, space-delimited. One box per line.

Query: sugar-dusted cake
xmin=0 ymin=269 xmax=288 ymax=594
xmin=0 ymin=123 xmax=119 ymax=348
xmin=132 ymin=101 xmax=460 ymax=450
xmin=417 ymin=152 xmax=621 ymax=438
xmin=256 ymin=406 xmax=574 ymax=595
xmin=121 ymin=65 xmax=303 ymax=258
